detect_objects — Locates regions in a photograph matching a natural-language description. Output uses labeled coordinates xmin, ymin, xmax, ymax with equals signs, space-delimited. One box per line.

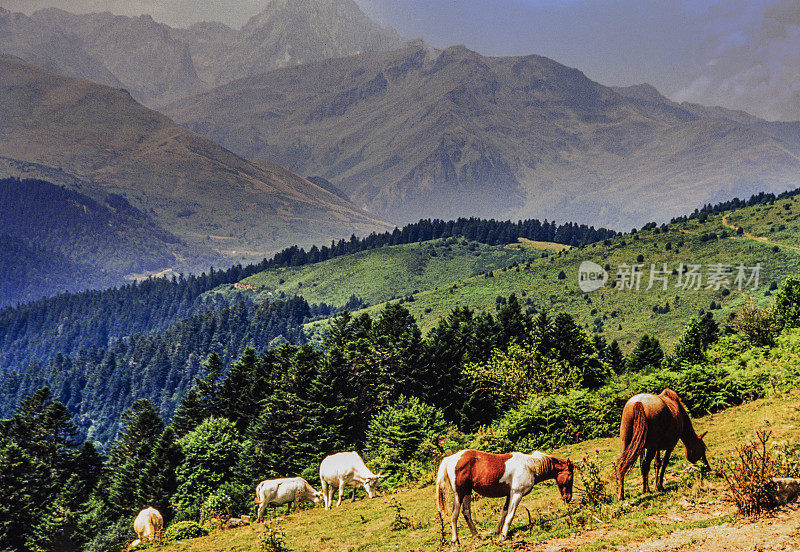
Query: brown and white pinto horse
xmin=436 ymin=449 xmax=574 ymax=543
xmin=616 ymin=388 xmax=707 ymax=500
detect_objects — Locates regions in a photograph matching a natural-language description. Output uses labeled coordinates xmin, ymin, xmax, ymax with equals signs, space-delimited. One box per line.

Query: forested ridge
xmin=2 ymin=185 xmax=797 ymax=451
xmin=0 ymin=178 xmax=212 ymax=307
xmin=0 ymin=192 xmax=615 ymax=371
xmin=0 ymin=296 xmax=324 ymax=443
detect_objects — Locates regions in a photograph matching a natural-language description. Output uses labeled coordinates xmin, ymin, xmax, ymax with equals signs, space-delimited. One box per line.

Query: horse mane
xmin=525 ymin=451 xmax=569 ymax=481
xmin=660 ymin=388 xmax=705 ymax=451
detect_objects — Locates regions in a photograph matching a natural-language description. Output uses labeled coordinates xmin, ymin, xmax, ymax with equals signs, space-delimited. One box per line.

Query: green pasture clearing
xmin=206 ymin=239 xmax=538 ymax=308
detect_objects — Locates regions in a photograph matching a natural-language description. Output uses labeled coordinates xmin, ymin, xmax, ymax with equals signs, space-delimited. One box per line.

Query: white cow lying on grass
xmin=319 ymin=451 xmax=385 ymax=510
xmin=254 ymin=477 xmax=323 ymax=520
xmin=130 ymin=506 xmax=162 ymax=547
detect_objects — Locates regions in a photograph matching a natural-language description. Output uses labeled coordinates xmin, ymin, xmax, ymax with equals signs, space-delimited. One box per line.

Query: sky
xmin=2 ymin=0 xmax=797 ymax=120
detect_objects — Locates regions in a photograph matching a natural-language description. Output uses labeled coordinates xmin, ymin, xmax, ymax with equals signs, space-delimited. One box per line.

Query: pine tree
xmin=626 ymin=335 xmax=664 ymax=372
xmin=605 ymin=340 xmax=625 ymax=374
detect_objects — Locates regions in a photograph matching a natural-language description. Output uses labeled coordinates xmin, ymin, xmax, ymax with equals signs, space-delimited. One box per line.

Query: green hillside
xmin=209 ymin=239 xmax=553 ymax=308
xmin=157 ymin=391 xmax=800 ymax=552
xmin=291 ymin=194 xmax=800 ymax=351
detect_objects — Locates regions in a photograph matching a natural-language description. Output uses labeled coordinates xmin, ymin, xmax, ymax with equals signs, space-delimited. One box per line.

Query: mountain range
xmin=165 ymin=42 xmax=800 ymax=227
xmin=3 ymin=0 xmax=800 ymax=304
xmin=0 ymin=55 xmax=390 ymax=284
xmin=0 ymin=0 xmax=404 ymax=107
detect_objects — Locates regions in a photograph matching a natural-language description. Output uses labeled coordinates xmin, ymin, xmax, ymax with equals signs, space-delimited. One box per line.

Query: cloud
xmin=674 ymin=0 xmax=800 ymax=121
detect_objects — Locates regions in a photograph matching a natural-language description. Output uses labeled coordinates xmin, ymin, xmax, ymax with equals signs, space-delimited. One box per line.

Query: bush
xmin=576 ymin=451 xmax=612 ymax=510
xmin=164 ymin=521 xmax=209 ymax=542
xmin=83 ymin=518 xmax=134 ymax=552
xmin=727 ymin=300 xmax=781 ymax=346
xmin=716 ymin=430 xmax=778 ymax=516
xmin=775 ymin=277 xmax=800 ymax=329
xmin=202 ymin=491 xmax=231 ymax=524
xmin=260 ymin=524 xmax=291 ymax=552
xmin=494 ymin=390 xmax=613 ymax=450
xmin=364 ymin=396 xmax=448 ymax=489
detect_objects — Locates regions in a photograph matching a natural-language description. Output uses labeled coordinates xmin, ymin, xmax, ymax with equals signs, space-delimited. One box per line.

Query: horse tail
xmin=618 ymin=402 xmax=647 ymax=478
xmin=436 ymin=457 xmax=450 ymax=515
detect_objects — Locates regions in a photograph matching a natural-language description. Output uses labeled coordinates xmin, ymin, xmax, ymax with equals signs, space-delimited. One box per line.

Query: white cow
xmin=130 ymin=506 xmax=163 ymax=548
xmin=254 ymin=477 xmax=323 ymax=520
xmin=319 ymin=451 xmax=385 ymax=510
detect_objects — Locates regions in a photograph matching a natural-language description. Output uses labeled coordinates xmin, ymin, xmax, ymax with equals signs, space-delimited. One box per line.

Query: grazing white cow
xmin=130 ymin=506 xmax=163 ymax=547
xmin=319 ymin=451 xmax=385 ymax=510
xmin=254 ymin=477 xmax=323 ymax=520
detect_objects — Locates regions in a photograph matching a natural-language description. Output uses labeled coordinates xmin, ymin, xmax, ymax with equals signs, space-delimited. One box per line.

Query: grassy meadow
xmin=207 ymin=239 xmax=542 ymax=309
xmin=155 ymin=390 xmax=800 ymax=552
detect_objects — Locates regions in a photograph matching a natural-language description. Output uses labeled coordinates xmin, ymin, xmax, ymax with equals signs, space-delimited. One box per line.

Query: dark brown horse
xmin=436 ymin=449 xmax=573 ymax=543
xmin=616 ymin=388 xmax=707 ymax=500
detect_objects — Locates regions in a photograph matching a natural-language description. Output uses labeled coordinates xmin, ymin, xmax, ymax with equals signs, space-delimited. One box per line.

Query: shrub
xmin=775 ymin=277 xmax=800 ymax=329
xmin=389 ymin=498 xmax=419 ymax=530
xmin=716 ymin=430 xmax=778 ymax=516
xmin=202 ymin=491 xmax=231 ymax=524
xmin=259 ymin=524 xmax=291 ymax=552
xmin=494 ymin=390 xmax=612 ymax=450
xmin=164 ymin=521 xmax=209 ymax=542
xmin=727 ymin=300 xmax=781 ymax=346
xmin=576 ymin=451 xmax=612 ymax=510
xmin=364 ymin=396 xmax=448 ymax=488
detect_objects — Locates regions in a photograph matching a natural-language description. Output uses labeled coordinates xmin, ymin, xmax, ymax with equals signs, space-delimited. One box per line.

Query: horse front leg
xmin=656 ymin=449 xmax=673 ymax=493
xmin=461 ymin=494 xmax=480 ymax=539
xmin=494 ymin=496 xmax=510 ymax=536
xmin=336 ymin=479 xmax=345 ymax=508
xmin=500 ymin=492 xmax=524 ymax=540
xmin=641 ymin=448 xmax=657 ymax=495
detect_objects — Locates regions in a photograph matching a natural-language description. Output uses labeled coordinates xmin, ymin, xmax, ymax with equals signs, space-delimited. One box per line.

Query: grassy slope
xmin=297 ymin=195 xmax=800 ymax=351
xmin=208 ymin=239 xmax=548 ymax=308
xmin=158 ymin=391 xmax=800 ymax=552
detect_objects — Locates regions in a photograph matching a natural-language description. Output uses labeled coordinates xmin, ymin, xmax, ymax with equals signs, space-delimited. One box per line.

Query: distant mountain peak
xmin=612 ymin=83 xmax=669 ymax=103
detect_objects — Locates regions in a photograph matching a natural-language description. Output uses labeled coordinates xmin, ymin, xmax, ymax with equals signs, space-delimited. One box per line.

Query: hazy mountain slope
xmin=167 ymin=43 xmax=800 ymax=228
xmin=1 ymin=1 xmax=404 ymax=107
xmin=28 ymin=8 xmax=206 ymax=106
xmin=614 ymin=83 xmax=800 ymax=150
xmin=0 ymin=7 xmax=122 ymax=89
xmin=0 ymin=55 xmax=391 ymax=271
xmin=174 ymin=0 xmax=405 ymax=87
xmin=0 ymin=178 xmax=214 ymax=306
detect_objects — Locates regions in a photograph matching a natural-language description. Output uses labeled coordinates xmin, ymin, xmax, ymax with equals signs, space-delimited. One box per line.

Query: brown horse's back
xmin=621 ymin=392 xmax=682 ymax=451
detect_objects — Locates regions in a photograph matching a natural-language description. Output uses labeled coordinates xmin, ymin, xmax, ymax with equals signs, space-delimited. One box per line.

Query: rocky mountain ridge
xmin=166 ymin=43 xmax=800 ymax=227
